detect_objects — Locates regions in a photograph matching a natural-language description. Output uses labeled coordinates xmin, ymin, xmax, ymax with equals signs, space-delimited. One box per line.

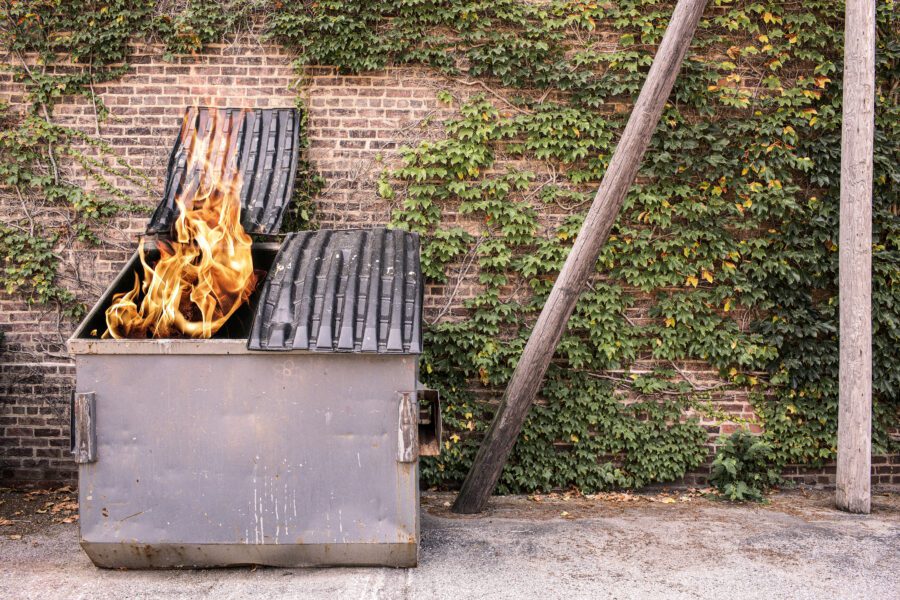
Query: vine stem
xmin=88 ymin=57 xmax=102 ymax=138
xmin=14 ymin=185 xmax=36 ymax=237
xmin=580 ymin=371 xmax=694 ymax=397
xmin=668 ymin=360 xmax=729 ymax=393
xmin=450 ymin=77 xmax=531 ymax=114
xmin=427 ymin=235 xmax=485 ymax=325
xmin=14 ymin=51 xmax=61 ymax=184
xmin=621 ymin=308 xmax=739 ymax=394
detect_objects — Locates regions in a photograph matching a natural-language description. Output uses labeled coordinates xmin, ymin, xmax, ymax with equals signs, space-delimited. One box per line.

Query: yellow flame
xmin=104 ymin=108 xmax=257 ymax=339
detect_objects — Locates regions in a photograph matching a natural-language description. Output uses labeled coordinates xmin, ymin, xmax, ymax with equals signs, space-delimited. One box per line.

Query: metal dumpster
xmin=66 ymin=107 xmax=438 ymax=569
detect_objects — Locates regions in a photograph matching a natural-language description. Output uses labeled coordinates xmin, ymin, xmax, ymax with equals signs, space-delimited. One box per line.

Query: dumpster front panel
xmin=75 ymin=352 xmax=419 ymax=568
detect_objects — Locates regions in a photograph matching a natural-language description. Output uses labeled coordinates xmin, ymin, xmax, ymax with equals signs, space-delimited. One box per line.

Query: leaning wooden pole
xmin=452 ymin=0 xmax=709 ymax=514
xmin=836 ymin=0 xmax=875 ymax=515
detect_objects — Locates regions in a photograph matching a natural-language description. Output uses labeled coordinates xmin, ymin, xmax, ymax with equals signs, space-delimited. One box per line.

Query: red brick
xmin=1 ymin=36 xmax=895 ymax=490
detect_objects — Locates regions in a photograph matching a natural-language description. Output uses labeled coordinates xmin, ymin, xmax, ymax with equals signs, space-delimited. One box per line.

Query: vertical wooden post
xmin=452 ymin=0 xmax=709 ymax=515
xmin=836 ymin=0 xmax=875 ymax=515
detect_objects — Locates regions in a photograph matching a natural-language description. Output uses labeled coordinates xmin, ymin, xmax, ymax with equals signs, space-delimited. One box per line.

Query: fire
xmin=104 ymin=109 xmax=257 ymax=339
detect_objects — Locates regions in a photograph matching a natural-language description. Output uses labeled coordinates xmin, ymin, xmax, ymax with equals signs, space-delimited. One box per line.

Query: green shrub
xmin=710 ymin=430 xmax=781 ymax=502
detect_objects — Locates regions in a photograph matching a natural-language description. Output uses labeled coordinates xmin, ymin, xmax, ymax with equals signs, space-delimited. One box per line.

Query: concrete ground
xmin=1 ymin=489 xmax=897 ymax=599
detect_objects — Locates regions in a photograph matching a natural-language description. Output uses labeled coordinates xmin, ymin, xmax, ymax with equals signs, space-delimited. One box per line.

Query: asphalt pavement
xmin=1 ymin=490 xmax=897 ymax=599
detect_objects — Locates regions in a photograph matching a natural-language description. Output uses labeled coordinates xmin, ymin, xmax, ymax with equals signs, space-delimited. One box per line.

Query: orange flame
xmin=104 ymin=109 xmax=257 ymax=339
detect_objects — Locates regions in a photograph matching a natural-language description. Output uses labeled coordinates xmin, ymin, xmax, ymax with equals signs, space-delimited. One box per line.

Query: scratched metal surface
xmin=74 ymin=352 xmax=419 ymax=567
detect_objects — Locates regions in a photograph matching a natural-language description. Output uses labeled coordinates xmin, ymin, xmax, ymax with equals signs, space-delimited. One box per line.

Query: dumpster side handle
xmin=397 ymin=391 xmax=418 ymax=463
xmin=71 ymin=391 xmax=97 ymax=464
xmin=417 ymin=387 xmax=441 ymax=457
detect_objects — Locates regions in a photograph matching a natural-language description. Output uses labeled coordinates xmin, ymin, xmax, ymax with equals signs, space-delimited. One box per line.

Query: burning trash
xmin=104 ymin=109 xmax=258 ymax=339
xmin=68 ymin=106 xmax=438 ymax=569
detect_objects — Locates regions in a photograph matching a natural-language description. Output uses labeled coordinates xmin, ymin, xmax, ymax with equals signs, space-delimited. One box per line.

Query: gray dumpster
xmin=66 ymin=107 xmax=438 ymax=569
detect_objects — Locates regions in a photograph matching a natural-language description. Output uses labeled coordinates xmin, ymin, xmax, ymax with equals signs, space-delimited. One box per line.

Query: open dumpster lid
xmin=147 ymin=106 xmax=301 ymax=236
xmin=70 ymin=108 xmax=425 ymax=356
xmin=249 ymin=228 xmax=423 ymax=354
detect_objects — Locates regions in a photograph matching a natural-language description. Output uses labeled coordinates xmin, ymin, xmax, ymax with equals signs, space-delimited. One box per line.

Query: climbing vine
xmin=1 ymin=0 xmax=160 ymax=316
xmin=270 ymin=0 xmax=900 ymax=491
xmin=0 ymin=0 xmax=308 ymax=317
xmin=1 ymin=1 xmax=897 ymax=492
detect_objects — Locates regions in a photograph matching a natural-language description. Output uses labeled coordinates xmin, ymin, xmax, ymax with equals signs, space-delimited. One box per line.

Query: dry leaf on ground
xmin=50 ymin=500 xmax=78 ymax=514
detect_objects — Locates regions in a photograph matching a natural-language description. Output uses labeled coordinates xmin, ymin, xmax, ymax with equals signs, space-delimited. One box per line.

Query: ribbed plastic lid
xmin=248 ymin=228 xmax=423 ymax=354
xmin=146 ymin=107 xmax=301 ymax=236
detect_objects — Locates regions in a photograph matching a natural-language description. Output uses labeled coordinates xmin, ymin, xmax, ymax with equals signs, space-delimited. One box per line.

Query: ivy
xmin=0 ymin=1 xmax=318 ymax=317
xmin=710 ymin=429 xmax=781 ymax=501
xmin=0 ymin=99 xmax=151 ymax=317
xmin=269 ymin=0 xmax=900 ymax=491
xmin=1 ymin=0 xmax=897 ymax=493
xmin=279 ymin=97 xmax=323 ymax=232
xmin=0 ymin=224 xmax=76 ymax=313
xmin=155 ymin=0 xmax=266 ymax=59
xmin=1 ymin=1 xmax=161 ymax=316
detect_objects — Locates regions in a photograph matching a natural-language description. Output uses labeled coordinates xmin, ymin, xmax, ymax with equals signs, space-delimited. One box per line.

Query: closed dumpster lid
xmin=249 ymin=228 xmax=423 ymax=354
xmin=146 ymin=106 xmax=301 ymax=235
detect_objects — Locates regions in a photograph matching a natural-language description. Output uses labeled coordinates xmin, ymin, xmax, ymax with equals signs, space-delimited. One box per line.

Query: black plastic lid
xmin=147 ymin=107 xmax=301 ymax=236
xmin=248 ymin=228 xmax=423 ymax=354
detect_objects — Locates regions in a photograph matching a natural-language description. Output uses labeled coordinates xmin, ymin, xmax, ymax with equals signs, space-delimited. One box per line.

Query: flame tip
xmin=105 ymin=109 xmax=256 ymax=340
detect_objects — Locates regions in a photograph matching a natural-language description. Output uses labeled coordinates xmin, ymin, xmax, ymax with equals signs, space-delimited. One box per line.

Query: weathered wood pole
xmin=452 ymin=0 xmax=710 ymax=514
xmin=836 ymin=0 xmax=876 ymax=515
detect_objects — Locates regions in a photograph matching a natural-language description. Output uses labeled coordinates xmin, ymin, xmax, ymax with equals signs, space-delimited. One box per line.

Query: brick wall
xmin=1 ymin=39 xmax=896 ymax=489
